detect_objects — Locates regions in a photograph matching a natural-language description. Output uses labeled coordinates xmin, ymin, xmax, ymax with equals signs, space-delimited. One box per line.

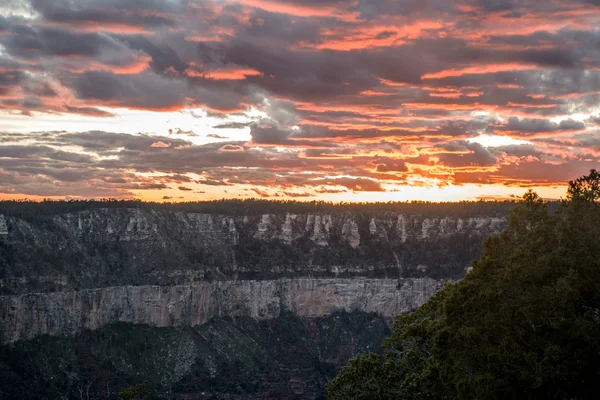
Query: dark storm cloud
xmin=0 ymin=144 xmax=85 ymax=160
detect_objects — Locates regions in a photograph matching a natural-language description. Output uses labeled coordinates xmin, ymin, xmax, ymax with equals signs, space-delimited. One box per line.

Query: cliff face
xmin=1 ymin=278 xmax=443 ymax=344
xmin=0 ymin=208 xmax=506 ymax=294
xmin=0 ymin=207 xmax=507 ymax=343
xmin=0 ymin=205 xmax=510 ymax=399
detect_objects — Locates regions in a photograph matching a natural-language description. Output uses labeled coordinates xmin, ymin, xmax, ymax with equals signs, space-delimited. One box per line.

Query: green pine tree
xmin=327 ymin=170 xmax=600 ymax=400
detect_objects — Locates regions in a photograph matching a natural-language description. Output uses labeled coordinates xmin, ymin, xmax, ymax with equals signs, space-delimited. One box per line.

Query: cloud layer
xmin=0 ymin=0 xmax=599 ymax=200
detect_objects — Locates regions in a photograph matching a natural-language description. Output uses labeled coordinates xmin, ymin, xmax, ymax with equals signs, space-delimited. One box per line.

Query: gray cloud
xmin=437 ymin=141 xmax=497 ymax=167
xmin=213 ymin=122 xmax=252 ymax=129
xmin=494 ymin=117 xmax=585 ymax=136
xmin=63 ymin=106 xmax=115 ymax=117
xmin=30 ymin=0 xmax=179 ymax=29
xmin=68 ymin=71 xmax=186 ymax=110
xmin=317 ymin=178 xmax=385 ymax=192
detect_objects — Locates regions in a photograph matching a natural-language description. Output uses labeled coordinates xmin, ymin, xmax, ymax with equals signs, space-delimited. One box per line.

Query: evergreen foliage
xmin=327 ymin=170 xmax=600 ymax=400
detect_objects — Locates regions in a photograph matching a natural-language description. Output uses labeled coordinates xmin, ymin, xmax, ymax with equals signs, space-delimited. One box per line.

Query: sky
xmin=0 ymin=0 xmax=599 ymax=202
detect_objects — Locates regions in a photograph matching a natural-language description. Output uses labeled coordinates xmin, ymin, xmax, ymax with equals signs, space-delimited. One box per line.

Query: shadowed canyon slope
xmin=0 ymin=202 xmax=512 ymax=399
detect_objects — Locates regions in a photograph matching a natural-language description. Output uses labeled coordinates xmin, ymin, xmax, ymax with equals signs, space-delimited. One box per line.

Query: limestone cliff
xmin=0 ymin=207 xmax=507 ymax=295
xmin=1 ymin=278 xmax=443 ymax=344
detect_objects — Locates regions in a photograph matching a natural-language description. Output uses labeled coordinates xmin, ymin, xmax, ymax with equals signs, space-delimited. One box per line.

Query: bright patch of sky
xmin=467 ymin=134 xmax=531 ymax=147
xmin=0 ymin=0 xmax=39 ymax=18
xmin=0 ymin=108 xmax=255 ymax=145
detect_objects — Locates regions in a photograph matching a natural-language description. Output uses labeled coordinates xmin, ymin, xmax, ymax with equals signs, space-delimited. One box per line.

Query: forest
xmin=327 ymin=170 xmax=600 ymax=399
xmin=0 ymin=198 xmax=519 ymax=220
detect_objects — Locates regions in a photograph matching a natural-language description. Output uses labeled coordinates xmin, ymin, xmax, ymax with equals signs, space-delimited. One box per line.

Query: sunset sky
xmin=0 ymin=0 xmax=599 ymax=202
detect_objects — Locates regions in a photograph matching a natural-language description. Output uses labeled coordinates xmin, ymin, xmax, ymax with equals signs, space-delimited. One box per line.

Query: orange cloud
xmin=234 ymin=0 xmax=355 ymax=19
xmin=150 ymin=141 xmax=171 ymax=148
xmin=306 ymin=20 xmax=446 ymax=50
xmin=422 ymin=63 xmax=539 ymax=79
xmin=186 ymin=68 xmax=262 ymax=80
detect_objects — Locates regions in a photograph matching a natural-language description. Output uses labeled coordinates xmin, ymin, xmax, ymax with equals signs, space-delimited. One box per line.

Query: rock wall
xmin=1 ymin=277 xmax=444 ymax=344
xmin=0 ymin=209 xmax=507 ymax=249
xmin=0 ymin=206 xmax=509 ymax=345
xmin=0 ymin=208 xmax=507 ymax=295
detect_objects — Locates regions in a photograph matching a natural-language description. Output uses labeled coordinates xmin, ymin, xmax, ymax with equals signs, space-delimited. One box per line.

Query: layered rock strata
xmin=1 ymin=277 xmax=443 ymax=344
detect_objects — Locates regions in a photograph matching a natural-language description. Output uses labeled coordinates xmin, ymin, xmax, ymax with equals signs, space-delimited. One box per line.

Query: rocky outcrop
xmin=0 ymin=278 xmax=444 ymax=344
xmin=341 ymin=218 xmax=360 ymax=248
xmin=0 ymin=215 xmax=7 ymax=236
xmin=308 ymin=214 xmax=333 ymax=246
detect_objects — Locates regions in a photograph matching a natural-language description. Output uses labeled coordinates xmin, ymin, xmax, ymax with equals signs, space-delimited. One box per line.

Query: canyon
xmin=0 ymin=202 xmax=512 ymax=399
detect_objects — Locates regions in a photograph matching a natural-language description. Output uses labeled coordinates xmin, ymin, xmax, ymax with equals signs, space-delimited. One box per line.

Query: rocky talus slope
xmin=0 ymin=203 xmax=511 ymax=399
